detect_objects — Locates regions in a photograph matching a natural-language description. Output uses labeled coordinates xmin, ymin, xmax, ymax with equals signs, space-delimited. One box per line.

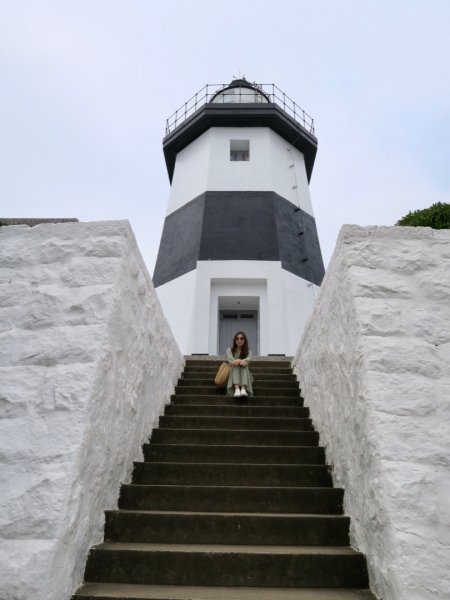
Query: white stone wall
xmin=293 ymin=225 xmax=450 ymax=600
xmin=0 ymin=221 xmax=183 ymax=600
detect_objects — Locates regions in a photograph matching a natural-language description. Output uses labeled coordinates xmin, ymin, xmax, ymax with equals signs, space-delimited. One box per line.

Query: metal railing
xmin=165 ymin=83 xmax=315 ymax=135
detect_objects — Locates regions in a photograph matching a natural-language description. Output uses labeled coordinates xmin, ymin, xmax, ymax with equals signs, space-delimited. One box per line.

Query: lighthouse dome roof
xmin=211 ymin=78 xmax=270 ymax=104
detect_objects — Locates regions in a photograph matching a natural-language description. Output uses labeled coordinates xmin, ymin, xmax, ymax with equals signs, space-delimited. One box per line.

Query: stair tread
xmin=75 ymin=583 xmax=375 ymax=599
xmin=137 ymin=462 xmax=329 ymax=467
xmin=162 ymin=415 xmax=307 ymax=420
xmin=145 ymin=459 xmax=324 ymax=465
xmin=94 ymin=542 xmax=361 ymax=555
xmin=106 ymin=509 xmax=348 ymax=518
xmin=181 ymin=374 xmax=296 ymax=378
xmin=171 ymin=397 xmax=303 ymax=406
xmin=182 ymin=371 xmax=294 ymax=375
xmin=167 ymin=404 xmax=305 ymax=410
xmin=166 ymin=405 xmax=302 ymax=408
xmin=151 ymin=430 xmax=318 ymax=445
xmin=180 ymin=381 xmax=295 ymax=384
xmin=124 ymin=484 xmax=340 ymax=490
xmin=152 ymin=428 xmax=314 ymax=433
xmin=148 ymin=444 xmax=322 ymax=449
xmin=172 ymin=394 xmax=300 ymax=398
xmin=175 ymin=386 xmax=298 ymax=390
xmin=159 ymin=417 xmax=312 ymax=429
xmin=165 ymin=408 xmax=307 ymax=414
xmin=143 ymin=445 xmax=325 ymax=463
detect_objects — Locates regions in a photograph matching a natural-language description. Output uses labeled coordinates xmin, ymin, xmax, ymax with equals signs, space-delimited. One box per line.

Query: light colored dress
xmin=225 ymin=348 xmax=254 ymax=396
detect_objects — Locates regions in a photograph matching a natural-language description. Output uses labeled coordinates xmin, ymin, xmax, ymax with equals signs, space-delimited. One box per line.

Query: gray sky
xmin=1 ymin=0 xmax=449 ymax=273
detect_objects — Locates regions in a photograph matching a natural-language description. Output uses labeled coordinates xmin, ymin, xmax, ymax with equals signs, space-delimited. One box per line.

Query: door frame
xmin=208 ymin=279 xmax=267 ymax=356
xmin=218 ymin=309 xmax=259 ymax=355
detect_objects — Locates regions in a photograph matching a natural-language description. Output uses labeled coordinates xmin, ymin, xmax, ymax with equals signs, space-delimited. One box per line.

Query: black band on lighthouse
xmin=153 ymin=192 xmax=325 ymax=288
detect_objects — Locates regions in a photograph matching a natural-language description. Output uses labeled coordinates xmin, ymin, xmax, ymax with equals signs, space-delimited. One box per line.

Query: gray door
xmin=219 ymin=310 xmax=258 ymax=355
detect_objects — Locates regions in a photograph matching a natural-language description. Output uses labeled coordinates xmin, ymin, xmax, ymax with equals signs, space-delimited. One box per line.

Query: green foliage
xmin=396 ymin=202 xmax=450 ymax=229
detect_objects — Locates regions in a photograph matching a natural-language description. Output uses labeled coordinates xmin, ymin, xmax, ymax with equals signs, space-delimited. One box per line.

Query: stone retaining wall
xmin=0 ymin=221 xmax=183 ymax=600
xmin=293 ymin=225 xmax=450 ymax=600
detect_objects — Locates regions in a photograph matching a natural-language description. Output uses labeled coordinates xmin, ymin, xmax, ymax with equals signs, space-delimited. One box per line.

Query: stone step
xmin=185 ymin=359 xmax=292 ymax=368
xmin=171 ymin=395 xmax=303 ymax=406
xmin=177 ymin=379 xmax=299 ymax=389
xmin=73 ymin=582 xmax=376 ymax=599
xmin=184 ymin=368 xmax=294 ymax=377
xmin=104 ymin=510 xmax=350 ymax=546
xmin=174 ymin=386 xmax=300 ymax=396
xmin=131 ymin=463 xmax=332 ymax=487
xmin=182 ymin=371 xmax=297 ymax=380
xmin=83 ymin=543 xmax=369 ymax=588
xmin=164 ymin=404 xmax=309 ymax=418
xmin=73 ymin=359 xmax=374 ymax=599
xmin=119 ymin=485 xmax=344 ymax=514
xmin=143 ymin=444 xmax=325 ymax=464
xmin=150 ymin=428 xmax=319 ymax=446
xmin=158 ymin=416 xmax=313 ymax=431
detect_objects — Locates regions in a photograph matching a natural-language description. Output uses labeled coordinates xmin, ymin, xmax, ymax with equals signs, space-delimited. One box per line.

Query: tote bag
xmin=214 ymin=362 xmax=231 ymax=388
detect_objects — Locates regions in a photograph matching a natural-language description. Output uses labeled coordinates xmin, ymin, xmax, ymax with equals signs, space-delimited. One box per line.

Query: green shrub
xmin=396 ymin=202 xmax=450 ymax=229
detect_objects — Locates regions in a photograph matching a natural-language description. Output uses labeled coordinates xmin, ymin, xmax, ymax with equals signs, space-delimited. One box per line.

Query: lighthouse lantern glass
xmin=211 ymin=86 xmax=269 ymax=104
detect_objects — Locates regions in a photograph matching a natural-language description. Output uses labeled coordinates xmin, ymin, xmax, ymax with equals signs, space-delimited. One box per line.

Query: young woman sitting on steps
xmin=226 ymin=331 xmax=254 ymax=397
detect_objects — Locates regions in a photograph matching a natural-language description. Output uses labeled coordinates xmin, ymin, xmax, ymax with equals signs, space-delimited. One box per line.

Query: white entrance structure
xmin=154 ymin=79 xmax=324 ymax=356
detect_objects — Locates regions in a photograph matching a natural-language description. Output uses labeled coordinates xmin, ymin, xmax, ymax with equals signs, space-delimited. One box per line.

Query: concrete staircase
xmin=73 ymin=358 xmax=375 ymax=599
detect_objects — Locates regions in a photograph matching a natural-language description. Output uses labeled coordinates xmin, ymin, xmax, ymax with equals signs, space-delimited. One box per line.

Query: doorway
xmin=219 ymin=310 xmax=258 ymax=355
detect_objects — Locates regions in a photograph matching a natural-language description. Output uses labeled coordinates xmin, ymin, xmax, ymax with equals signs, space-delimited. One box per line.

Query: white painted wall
xmin=293 ymin=225 xmax=450 ymax=600
xmin=269 ymin=129 xmax=312 ymax=215
xmin=281 ymin=268 xmax=318 ymax=356
xmin=156 ymin=260 xmax=318 ymax=356
xmin=153 ymin=269 xmax=198 ymax=353
xmin=168 ymin=128 xmax=211 ymax=213
xmin=167 ymin=127 xmax=313 ymax=216
xmin=0 ymin=221 xmax=183 ymax=600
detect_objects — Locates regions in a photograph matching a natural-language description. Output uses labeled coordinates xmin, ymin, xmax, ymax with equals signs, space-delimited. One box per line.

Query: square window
xmin=230 ymin=139 xmax=250 ymax=161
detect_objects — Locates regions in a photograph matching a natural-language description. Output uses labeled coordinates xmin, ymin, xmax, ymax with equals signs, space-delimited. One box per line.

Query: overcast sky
xmin=1 ymin=0 xmax=449 ymax=273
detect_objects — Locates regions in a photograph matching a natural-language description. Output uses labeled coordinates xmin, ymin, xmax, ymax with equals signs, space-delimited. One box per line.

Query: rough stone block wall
xmin=293 ymin=225 xmax=450 ymax=600
xmin=0 ymin=221 xmax=184 ymax=600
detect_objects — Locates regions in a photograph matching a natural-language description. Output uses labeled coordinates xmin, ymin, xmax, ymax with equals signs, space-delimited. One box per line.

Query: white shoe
xmin=240 ymin=388 xmax=248 ymax=397
xmin=234 ymin=389 xmax=241 ymax=397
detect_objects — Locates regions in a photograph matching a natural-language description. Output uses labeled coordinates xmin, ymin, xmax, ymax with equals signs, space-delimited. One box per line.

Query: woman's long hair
xmin=232 ymin=331 xmax=249 ymax=358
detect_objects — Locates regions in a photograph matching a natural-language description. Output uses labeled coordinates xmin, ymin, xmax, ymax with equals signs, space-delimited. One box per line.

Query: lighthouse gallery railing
xmin=165 ymin=83 xmax=315 ymax=136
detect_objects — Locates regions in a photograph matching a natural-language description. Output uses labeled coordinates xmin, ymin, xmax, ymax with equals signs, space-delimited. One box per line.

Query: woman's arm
xmin=226 ymin=348 xmax=235 ymax=364
xmin=227 ymin=347 xmax=241 ymax=366
xmin=239 ymin=350 xmax=252 ymax=367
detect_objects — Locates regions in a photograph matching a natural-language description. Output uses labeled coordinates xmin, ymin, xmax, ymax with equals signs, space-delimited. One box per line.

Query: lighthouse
xmin=153 ymin=79 xmax=324 ymax=356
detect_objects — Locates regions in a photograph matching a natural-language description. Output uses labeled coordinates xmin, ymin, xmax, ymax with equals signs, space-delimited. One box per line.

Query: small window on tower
xmin=230 ymin=139 xmax=250 ymax=161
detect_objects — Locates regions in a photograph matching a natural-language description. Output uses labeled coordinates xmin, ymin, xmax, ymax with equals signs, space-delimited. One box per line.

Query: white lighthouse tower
xmin=153 ymin=79 xmax=324 ymax=356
